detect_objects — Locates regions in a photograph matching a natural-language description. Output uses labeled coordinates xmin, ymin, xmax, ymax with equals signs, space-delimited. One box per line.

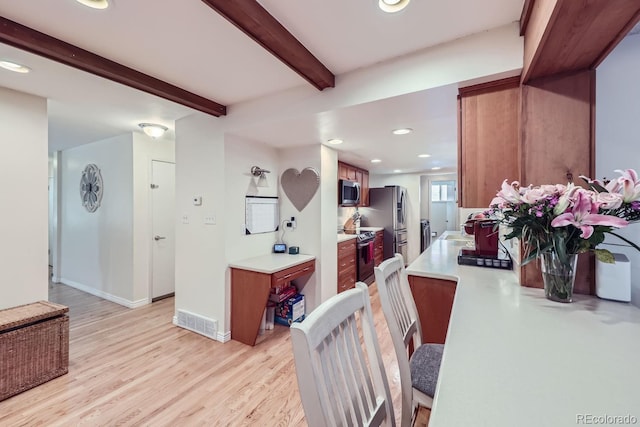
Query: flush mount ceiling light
xmin=379 ymin=0 xmax=410 ymax=13
xmin=393 ymin=169 xmax=402 ymax=173
xmin=139 ymin=123 xmax=168 ymax=138
xmin=432 ymin=166 xmax=442 ymax=170
xmin=0 ymin=60 xmax=30 ymax=73
xmin=371 ymin=159 xmax=382 ymax=163
xmin=75 ymin=0 xmax=109 ymax=9
xmin=392 ymin=128 xmax=413 ymax=135
xmin=418 ymin=154 xmax=431 ymax=158
xmin=327 ymin=138 xmax=344 ymax=145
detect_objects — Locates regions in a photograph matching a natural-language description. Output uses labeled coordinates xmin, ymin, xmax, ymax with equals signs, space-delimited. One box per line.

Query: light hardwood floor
xmin=0 ymin=282 xmax=429 ymax=426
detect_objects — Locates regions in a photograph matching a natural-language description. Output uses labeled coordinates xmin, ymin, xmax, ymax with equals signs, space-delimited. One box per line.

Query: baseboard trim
xmin=58 ymin=278 xmax=149 ymax=308
xmin=217 ymin=331 xmax=231 ymax=343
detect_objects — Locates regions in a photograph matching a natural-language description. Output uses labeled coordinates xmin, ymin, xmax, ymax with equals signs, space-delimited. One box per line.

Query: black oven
xmin=339 ymin=179 xmax=360 ymax=206
xmin=357 ymin=232 xmax=375 ymax=284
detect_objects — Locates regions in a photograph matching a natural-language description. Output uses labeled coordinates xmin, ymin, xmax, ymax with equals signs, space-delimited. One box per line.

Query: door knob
xmin=154 ymin=235 xmax=166 ymax=241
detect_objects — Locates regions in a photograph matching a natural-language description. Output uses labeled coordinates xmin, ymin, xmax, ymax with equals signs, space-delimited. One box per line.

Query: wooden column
xmin=519 ymin=69 xmax=595 ymax=294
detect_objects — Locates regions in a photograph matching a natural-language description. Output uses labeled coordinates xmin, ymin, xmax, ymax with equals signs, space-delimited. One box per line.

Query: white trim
xmin=216 ymin=331 xmax=231 ymax=343
xmin=172 ymin=315 xmax=231 ymax=343
xmin=59 ymin=278 xmax=150 ymax=308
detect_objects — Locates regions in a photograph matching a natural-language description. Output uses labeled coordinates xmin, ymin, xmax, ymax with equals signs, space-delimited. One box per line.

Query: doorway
xmin=151 ymin=160 xmax=176 ymax=301
xmin=429 ymin=180 xmax=457 ymax=238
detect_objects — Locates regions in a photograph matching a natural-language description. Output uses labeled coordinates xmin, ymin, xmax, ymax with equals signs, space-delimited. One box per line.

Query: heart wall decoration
xmin=281 ymin=167 xmax=320 ymax=212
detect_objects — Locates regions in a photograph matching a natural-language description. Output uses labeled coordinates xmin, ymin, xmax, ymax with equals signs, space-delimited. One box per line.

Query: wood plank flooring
xmin=0 ymin=282 xmax=429 ymax=426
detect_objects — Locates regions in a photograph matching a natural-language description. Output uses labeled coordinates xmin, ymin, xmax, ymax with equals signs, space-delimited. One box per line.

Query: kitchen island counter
xmin=407 ymin=232 xmax=640 ymax=427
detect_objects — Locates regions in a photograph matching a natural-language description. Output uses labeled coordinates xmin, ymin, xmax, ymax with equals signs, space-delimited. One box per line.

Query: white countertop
xmin=337 ymin=234 xmax=358 ymax=243
xmin=337 ymin=227 xmax=384 ymax=243
xmin=228 ymin=253 xmax=315 ymax=274
xmin=359 ymin=226 xmax=384 ymax=232
xmin=407 ymin=231 xmax=640 ymax=427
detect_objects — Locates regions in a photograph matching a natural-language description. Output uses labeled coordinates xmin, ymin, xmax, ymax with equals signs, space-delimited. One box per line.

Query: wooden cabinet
xmin=231 ymin=257 xmax=315 ymax=346
xmin=338 ymin=161 xmax=369 ymax=207
xmin=407 ymin=275 xmax=457 ymax=345
xmin=337 ymin=239 xmax=357 ymax=293
xmin=374 ymin=230 xmax=384 ymax=267
xmin=458 ymin=76 xmax=520 ymax=208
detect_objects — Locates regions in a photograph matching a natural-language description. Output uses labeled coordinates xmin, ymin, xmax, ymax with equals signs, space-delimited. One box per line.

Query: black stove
xmin=356 ymin=231 xmax=376 ymax=284
xmin=356 ymin=231 xmax=375 ymax=243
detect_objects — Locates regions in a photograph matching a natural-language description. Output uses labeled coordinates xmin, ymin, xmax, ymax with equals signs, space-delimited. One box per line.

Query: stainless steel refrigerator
xmin=362 ymin=186 xmax=408 ymax=263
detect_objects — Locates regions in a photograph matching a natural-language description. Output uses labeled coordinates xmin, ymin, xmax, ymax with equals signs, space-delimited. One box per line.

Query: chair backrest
xmin=374 ymin=254 xmax=422 ymax=427
xmin=290 ymin=282 xmax=395 ymax=427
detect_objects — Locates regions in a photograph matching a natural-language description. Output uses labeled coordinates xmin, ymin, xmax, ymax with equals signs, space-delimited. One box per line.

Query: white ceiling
xmin=0 ymin=0 xmax=524 ymax=171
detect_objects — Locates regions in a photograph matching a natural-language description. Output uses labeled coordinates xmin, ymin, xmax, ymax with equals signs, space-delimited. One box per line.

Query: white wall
xmin=276 ymin=145 xmax=333 ymax=313
xmin=596 ymin=33 xmax=640 ymax=307
xmin=175 ymin=114 xmax=227 ymax=339
xmin=0 ymin=87 xmax=48 ymax=310
xmin=223 ymin=135 xmax=281 ymax=332
xmin=59 ymin=134 xmax=137 ymax=305
xmin=368 ymin=173 xmax=422 ymax=264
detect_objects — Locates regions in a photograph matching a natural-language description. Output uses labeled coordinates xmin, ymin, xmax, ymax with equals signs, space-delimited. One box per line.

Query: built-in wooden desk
xmin=229 ymin=254 xmax=315 ymax=346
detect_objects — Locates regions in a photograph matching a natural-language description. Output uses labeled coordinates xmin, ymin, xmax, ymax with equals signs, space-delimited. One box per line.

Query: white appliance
xmin=596 ymin=253 xmax=631 ymax=302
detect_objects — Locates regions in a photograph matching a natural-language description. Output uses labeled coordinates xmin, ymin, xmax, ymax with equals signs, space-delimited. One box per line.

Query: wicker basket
xmin=0 ymin=301 xmax=69 ymax=401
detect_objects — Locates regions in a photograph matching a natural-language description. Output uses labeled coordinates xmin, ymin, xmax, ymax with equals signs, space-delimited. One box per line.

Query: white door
xmin=152 ymin=161 xmax=175 ymax=300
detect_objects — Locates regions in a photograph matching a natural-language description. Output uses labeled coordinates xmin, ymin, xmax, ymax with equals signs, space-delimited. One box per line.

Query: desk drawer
xmin=271 ymin=260 xmax=315 ymax=287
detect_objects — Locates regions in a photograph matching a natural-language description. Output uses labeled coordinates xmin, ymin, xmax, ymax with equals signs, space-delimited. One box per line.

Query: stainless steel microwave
xmin=339 ymin=179 xmax=360 ymax=206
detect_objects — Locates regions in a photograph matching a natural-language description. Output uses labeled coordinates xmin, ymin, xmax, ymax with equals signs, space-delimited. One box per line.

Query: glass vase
xmin=540 ymin=251 xmax=578 ymax=303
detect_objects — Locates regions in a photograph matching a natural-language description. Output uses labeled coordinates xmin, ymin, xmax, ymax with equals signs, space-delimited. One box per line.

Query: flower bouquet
xmin=487 ymin=169 xmax=640 ymax=302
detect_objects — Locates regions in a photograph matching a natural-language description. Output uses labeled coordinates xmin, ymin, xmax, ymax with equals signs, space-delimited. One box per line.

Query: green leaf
xmin=607 ymin=231 xmax=640 ymax=253
xmin=521 ymin=242 xmax=553 ymax=265
xmin=595 ymin=249 xmax=615 ymax=263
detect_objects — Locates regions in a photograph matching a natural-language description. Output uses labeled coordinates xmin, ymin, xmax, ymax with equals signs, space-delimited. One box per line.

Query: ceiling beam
xmin=0 ymin=16 xmax=226 ymax=117
xmin=201 ymin=0 xmax=335 ymax=91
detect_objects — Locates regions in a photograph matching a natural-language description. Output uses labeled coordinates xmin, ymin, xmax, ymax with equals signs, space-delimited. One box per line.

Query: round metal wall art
xmin=80 ymin=163 xmax=103 ymax=213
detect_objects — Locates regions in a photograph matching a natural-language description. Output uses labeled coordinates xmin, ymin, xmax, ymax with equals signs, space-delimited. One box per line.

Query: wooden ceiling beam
xmin=201 ymin=0 xmax=335 ymax=91
xmin=0 ymin=16 xmax=227 ymax=117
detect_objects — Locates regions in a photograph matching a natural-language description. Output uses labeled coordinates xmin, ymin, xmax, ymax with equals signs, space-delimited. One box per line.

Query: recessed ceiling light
xmin=371 ymin=159 xmax=382 ymax=163
xmin=0 ymin=60 xmax=30 ymax=73
xmin=379 ymin=0 xmax=410 ymax=13
xmin=432 ymin=167 xmax=442 ymax=170
xmin=327 ymin=138 xmax=343 ymax=145
xmin=392 ymin=128 xmax=413 ymax=135
xmin=418 ymin=154 xmax=431 ymax=158
xmin=139 ymin=123 xmax=168 ymax=138
xmin=393 ymin=169 xmax=402 ymax=173
xmin=76 ymin=0 xmax=109 ymax=10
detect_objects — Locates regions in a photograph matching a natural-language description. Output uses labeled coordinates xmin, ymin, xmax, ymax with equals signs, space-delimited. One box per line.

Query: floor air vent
xmin=176 ymin=309 xmax=217 ymax=339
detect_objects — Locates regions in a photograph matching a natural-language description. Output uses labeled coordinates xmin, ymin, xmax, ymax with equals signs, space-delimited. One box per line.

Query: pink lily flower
xmin=497 ymin=180 xmax=522 ymax=204
xmin=615 ymin=169 xmax=640 ymax=202
xmin=551 ymin=190 xmax=628 ymax=238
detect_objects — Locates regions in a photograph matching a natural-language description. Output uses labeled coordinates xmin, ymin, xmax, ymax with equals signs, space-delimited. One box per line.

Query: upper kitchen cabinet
xmin=338 ymin=161 xmax=369 ymax=207
xmin=458 ymin=76 xmax=520 ymax=208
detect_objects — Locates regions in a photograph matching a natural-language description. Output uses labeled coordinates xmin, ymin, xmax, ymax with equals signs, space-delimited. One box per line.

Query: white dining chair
xmin=290 ymin=282 xmax=395 ymax=427
xmin=374 ymin=254 xmax=443 ymax=427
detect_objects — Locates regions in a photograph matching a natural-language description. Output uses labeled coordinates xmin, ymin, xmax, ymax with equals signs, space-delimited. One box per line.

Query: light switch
xmin=204 ymin=215 xmax=216 ymax=225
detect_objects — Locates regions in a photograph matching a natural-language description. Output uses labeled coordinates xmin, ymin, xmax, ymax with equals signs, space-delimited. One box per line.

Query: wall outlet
xmin=287 ymin=216 xmax=297 ymax=230
xmin=182 ymin=214 xmax=189 ymax=224
xmin=204 ymin=215 xmax=216 ymax=225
